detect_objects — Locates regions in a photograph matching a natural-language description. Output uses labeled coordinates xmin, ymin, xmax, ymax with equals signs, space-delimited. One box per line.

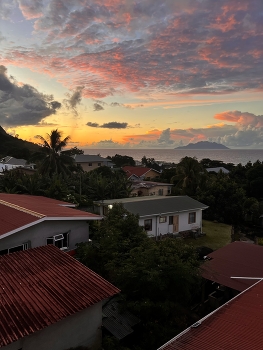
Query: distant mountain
xmin=0 ymin=125 xmax=39 ymax=159
xmin=175 ymin=141 xmax=229 ymax=150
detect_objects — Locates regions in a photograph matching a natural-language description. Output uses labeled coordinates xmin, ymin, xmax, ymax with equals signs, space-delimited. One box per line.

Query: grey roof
xmin=74 ymin=154 xmax=111 ymax=162
xmin=0 ymin=156 xmax=27 ymax=166
xmin=102 ymin=300 xmax=140 ymax=340
xmin=206 ymin=167 xmax=229 ymax=174
xmin=96 ymin=196 xmax=208 ymax=217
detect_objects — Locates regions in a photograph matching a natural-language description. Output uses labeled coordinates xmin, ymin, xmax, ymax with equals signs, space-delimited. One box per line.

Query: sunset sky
xmin=0 ymin=0 xmax=263 ymax=149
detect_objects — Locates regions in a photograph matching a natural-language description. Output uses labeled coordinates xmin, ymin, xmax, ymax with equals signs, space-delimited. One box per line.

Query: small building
xmin=206 ymin=166 xmax=229 ymax=174
xmin=0 ymin=245 xmax=120 ymax=350
xmin=130 ymin=180 xmax=173 ymax=197
xmin=122 ymin=166 xmax=161 ymax=181
xmin=73 ymin=154 xmax=114 ymax=172
xmin=0 ymin=193 xmax=102 ymax=255
xmin=0 ymin=156 xmax=35 ymax=172
xmin=94 ymin=196 xmax=208 ymax=238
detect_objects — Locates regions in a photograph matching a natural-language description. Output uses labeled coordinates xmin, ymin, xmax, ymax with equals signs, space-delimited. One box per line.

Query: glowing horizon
xmin=0 ymin=0 xmax=262 ymax=149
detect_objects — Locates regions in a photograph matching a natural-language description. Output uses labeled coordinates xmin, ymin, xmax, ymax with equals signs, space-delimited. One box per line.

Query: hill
xmin=175 ymin=141 xmax=229 ymax=150
xmin=0 ymin=126 xmax=39 ymax=159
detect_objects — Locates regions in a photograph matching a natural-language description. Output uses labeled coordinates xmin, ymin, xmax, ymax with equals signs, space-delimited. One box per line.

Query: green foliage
xmin=76 ymin=204 xmax=201 ymax=349
xmin=34 ymin=129 xmax=74 ymax=177
xmin=172 ymin=156 xmax=204 ymax=196
xmin=107 ymin=154 xmax=136 ymax=167
xmin=196 ymin=174 xmax=247 ymax=224
xmin=141 ymin=156 xmax=161 ymax=171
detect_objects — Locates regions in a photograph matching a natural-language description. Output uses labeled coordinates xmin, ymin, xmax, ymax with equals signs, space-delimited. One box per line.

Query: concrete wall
xmin=131 ymin=185 xmax=172 ymax=197
xmin=0 ymin=219 xmax=90 ymax=252
xmin=77 ymin=162 xmax=111 ymax=172
xmin=3 ymin=302 xmax=102 ymax=350
xmin=139 ymin=210 xmax=203 ymax=238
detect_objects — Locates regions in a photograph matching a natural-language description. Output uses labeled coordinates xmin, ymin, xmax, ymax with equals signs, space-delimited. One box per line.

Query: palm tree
xmin=171 ymin=156 xmax=203 ymax=196
xmin=35 ymin=129 xmax=73 ymax=176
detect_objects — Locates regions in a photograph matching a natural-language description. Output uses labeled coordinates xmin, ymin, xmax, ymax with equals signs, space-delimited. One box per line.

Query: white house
xmin=0 ymin=245 xmax=120 ymax=350
xmin=0 ymin=156 xmax=35 ymax=173
xmin=73 ymin=154 xmax=114 ymax=172
xmin=0 ymin=193 xmax=102 ymax=255
xmin=94 ymin=196 xmax=208 ymax=239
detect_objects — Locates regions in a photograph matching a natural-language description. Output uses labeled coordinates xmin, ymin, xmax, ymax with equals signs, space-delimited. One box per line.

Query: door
xmin=173 ymin=215 xmax=179 ymax=233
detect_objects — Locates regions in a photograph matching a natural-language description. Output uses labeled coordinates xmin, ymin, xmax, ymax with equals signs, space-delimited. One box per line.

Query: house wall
xmin=142 ymin=170 xmax=160 ymax=180
xmin=3 ymin=302 xmax=102 ymax=350
xmin=139 ymin=209 xmax=203 ymax=237
xmin=77 ymin=162 xmax=111 ymax=172
xmin=0 ymin=220 xmax=90 ymax=252
xmin=131 ymin=185 xmax=172 ymax=197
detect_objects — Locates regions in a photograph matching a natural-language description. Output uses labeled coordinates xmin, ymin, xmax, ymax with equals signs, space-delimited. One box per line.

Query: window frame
xmin=0 ymin=242 xmax=29 ymax=255
xmin=46 ymin=231 xmax=70 ymax=250
xmin=188 ymin=212 xmax=196 ymax=224
xmin=88 ymin=162 xmax=92 ymax=166
xmin=144 ymin=219 xmax=152 ymax=231
xmin=159 ymin=216 xmax=167 ymax=223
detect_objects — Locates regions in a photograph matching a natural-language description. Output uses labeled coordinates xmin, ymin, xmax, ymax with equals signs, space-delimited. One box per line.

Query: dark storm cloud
xmin=93 ymin=103 xmax=104 ymax=111
xmin=87 ymin=121 xmax=128 ymax=129
xmin=0 ymin=65 xmax=61 ymax=126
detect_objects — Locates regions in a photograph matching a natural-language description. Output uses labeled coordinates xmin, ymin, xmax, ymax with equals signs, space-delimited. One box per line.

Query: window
xmin=88 ymin=162 xmax=92 ymax=166
xmin=159 ymin=216 xmax=167 ymax=223
xmin=0 ymin=243 xmax=29 ymax=256
xmin=98 ymin=162 xmax=101 ymax=166
xmin=169 ymin=216 xmax=173 ymax=225
xmin=47 ymin=232 xmax=69 ymax=250
xmin=144 ymin=219 xmax=152 ymax=231
xmin=188 ymin=212 xmax=196 ymax=224
xmin=158 ymin=189 xmax=163 ymax=195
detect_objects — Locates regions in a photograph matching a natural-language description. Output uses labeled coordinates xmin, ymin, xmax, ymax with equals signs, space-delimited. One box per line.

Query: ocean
xmin=83 ymin=149 xmax=263 ymax=165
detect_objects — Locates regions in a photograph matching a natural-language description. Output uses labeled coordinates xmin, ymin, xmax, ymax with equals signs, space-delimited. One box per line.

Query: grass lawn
xmin=186 ymin=220 xmax=232 ymax=251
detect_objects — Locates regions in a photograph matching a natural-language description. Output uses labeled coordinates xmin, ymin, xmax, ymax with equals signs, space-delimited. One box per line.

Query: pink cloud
xmin=214 ymin=111 xmax=263 ymax=127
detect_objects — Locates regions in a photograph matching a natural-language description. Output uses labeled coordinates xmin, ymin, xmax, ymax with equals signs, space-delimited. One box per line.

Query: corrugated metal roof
xmin=74 ymin=154 xmax=110 ymax=162
xmin=158 ymin=280 xmax=263 ymax=350
xmin=96 ymin=196 xmax=208 ymax=217
xmin=102 ymin=300 xmax=140 ymax=339
xmin=0 ymin=194 xmax=101 ymax=237
xmin=201 ymin=241 xmax=263 ymax=291
xmin=0 ymin=245 xmax=120 ymax=347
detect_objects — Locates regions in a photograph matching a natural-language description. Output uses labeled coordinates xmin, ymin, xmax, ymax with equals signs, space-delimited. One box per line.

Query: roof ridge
xmin=0 ymin=200 xmax=45 ymax=218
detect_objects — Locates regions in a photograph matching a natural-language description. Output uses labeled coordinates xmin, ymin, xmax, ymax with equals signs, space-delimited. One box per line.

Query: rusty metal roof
xmin=0 ymin=194 xmax=101 ymax=237
xmin=158 ymin=280 xmax=263 ymax=350
xmin=201 ymin=241 xmax=263 ymax=291
xmin=0 ymin=245 xmax=120 ymax=347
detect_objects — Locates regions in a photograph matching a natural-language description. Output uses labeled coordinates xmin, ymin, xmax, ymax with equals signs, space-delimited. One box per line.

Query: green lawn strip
xmin=186 ymin=220 xmax=232 ymax=251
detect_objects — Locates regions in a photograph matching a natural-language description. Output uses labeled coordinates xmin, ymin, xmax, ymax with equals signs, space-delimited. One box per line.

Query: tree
xmin=171 ymin=156 xmax=203 ymax=196
xmin=107 ymin=154 xmax=135 ymax=167
xmin=35 ymin=129 xmax=74 ymax=176
xmin=141 ymin=156 xmax=161 ymax=171
xmin=76 ymin=204 xmax=201 ymax=349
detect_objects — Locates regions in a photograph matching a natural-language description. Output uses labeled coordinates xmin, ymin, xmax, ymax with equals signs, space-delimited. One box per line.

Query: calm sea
xmin=83 ymin=149 xmax=263 ymax=165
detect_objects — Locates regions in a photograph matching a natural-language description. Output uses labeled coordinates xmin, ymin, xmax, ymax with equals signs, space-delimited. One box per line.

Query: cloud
xmin=93 ymin=103 xmax=104 ymax=111
xmin=87 ymin=121 xmax=129 ymax=129
xmin=2 ymin=0 xmax=262 ymax=99
xmin=0 ymin=65 xmax=61 ymax=126
xmin=87 ymin=122 xmax=99 ymax=127
xmin=214 ymin=110 xmax=263 ymax=127
xmin=64 ymin=86 xmax=83 ymax=116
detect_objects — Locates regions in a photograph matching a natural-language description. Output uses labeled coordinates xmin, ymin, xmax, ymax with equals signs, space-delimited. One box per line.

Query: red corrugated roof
xmin=201 ymin=241 xmax=263 ymax=291
xmin=0 ymin=193 xmax=99 ymax=217
xmin=0 ymin=245 xmax=120 ymax=347
xmin=0 ymin=194 xmax=101 ymax=237
xmin=158 ymin=280 xmax=263 ymax=350
xmin=122 ymin=166 xmax=160 ymax=178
